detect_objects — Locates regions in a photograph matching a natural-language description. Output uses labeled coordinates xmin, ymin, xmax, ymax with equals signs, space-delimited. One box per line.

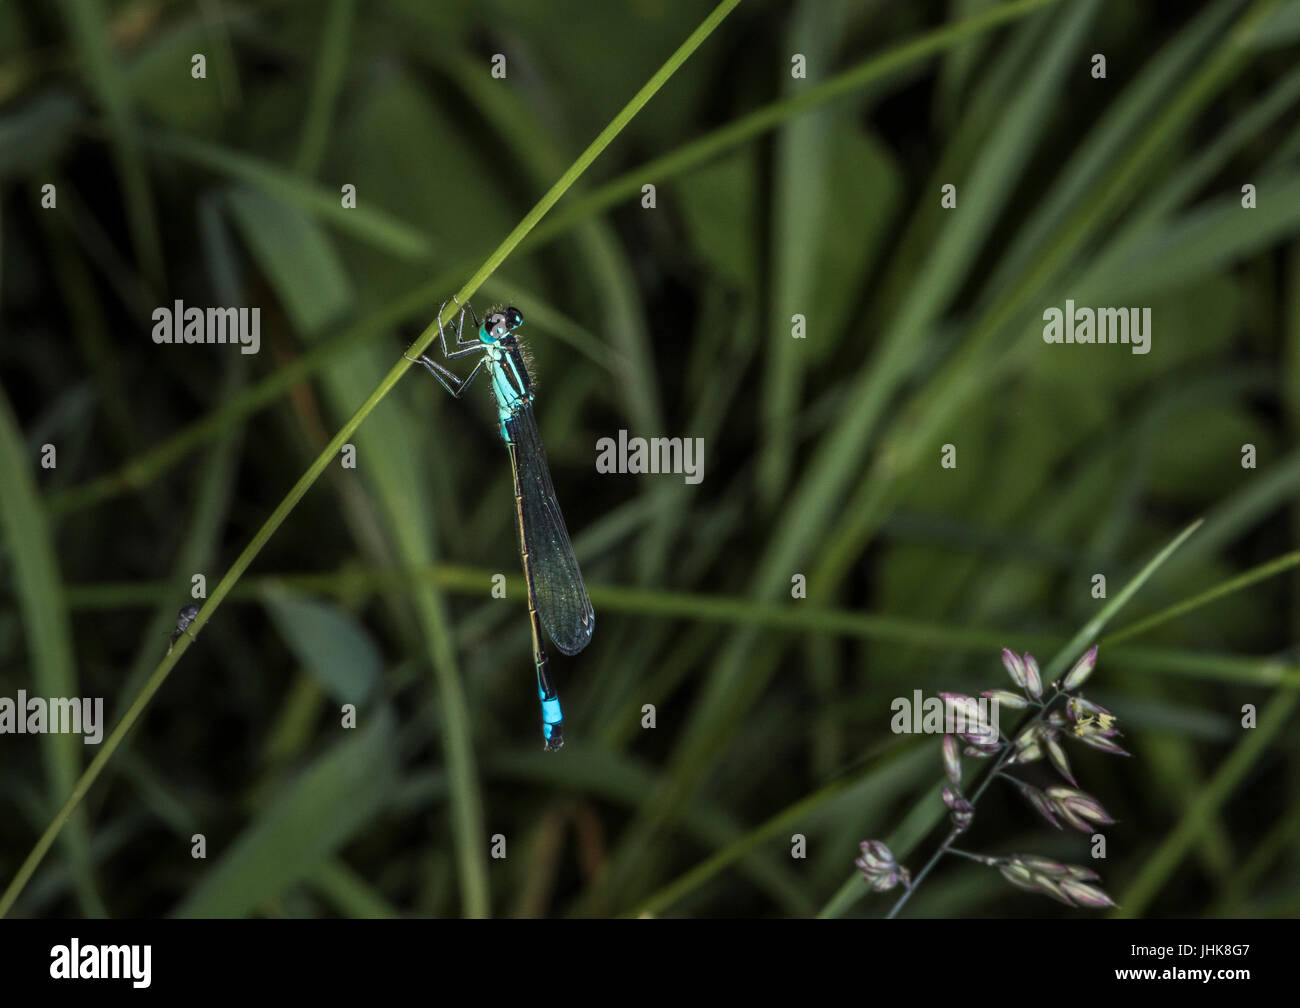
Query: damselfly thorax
xmin=485 ymin=334 xmax=535 ymax=438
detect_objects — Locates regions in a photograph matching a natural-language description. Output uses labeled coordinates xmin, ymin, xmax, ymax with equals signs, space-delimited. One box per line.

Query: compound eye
xmin=484 ymin=313 xmax=504 ymax=336
xmin=504 ymin=306 xmax=523 ymax=329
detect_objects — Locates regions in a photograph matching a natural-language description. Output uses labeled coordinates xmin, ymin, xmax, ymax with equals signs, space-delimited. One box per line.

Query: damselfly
xmin=406 ymin=299 xmax=594 ymax=750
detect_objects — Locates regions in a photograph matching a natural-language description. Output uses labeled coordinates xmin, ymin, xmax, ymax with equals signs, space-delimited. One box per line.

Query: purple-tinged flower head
xmin=856 ymin=839 xmax=893 ymax=873
xmin=941 ymin=692 xmax=998 ymax=747
xmin=998 ymin=859 xmax=1038 ymax=891
xmin=1044 ymin=731 xmax=1076 ymax=785
xmin=1062 ymin=645 xmax=1099 ymax=691
xmin=942 ymin=734 xmax=962 ymax=785
xmin=1067 ymin=697 xmax=1118 ymax=731
xmin=996 ymin=854 xmax=1116 ymax=909
xmin=1009 ymin=777 xmax=1061 ymax=829
xmin=1060 ymin=878 xmax=1116 ymax=908
xmin=1077 ymin=733 xmax=1131 ymax=756
xmin=1008 ymin=726 xmax=1043 ymax=765
xmin=1022 ymin=653 xmax=1043 ymax=700
xmin=1046 ymin=786 xmax=1116 ymax=832
xmin=940 ymin=692 xmax=982 ymax=724
xmin=982 ymin=689 xmax=1029 ymax=711
xmin=942 ymin=786 xmax=974 ymax=833
xmin=963 ymin=740 xmax=1002 ymax=758
xmin=856 ymin=840 xmax=911 ymax=892
xmin=1002 ymin=648 xmax=1027 ymax=690
xmin=959 ymin=727 xmax=1000 ymax=749
xmin=1017 ymin=855 xmax=1070 ymax=873
xmin=1066 ymin=696 xmax=1129 ymax=755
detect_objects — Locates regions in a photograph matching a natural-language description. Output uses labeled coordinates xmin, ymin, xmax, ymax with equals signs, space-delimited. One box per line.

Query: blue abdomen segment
xmin=541 ymin=694 xmax=563 ymax=751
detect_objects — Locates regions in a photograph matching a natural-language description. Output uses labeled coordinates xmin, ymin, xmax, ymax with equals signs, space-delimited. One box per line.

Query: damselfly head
xmin=482 ymin=306 xmax=524 ymax=340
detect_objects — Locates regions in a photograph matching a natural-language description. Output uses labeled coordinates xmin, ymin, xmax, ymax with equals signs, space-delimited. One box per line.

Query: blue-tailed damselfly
xmin=406 ymin=300 xmax=594 ymax=750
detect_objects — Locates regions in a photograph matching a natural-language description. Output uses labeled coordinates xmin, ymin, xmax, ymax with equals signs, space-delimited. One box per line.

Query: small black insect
xmin=168 ymin=603 xmax=202 ymax=654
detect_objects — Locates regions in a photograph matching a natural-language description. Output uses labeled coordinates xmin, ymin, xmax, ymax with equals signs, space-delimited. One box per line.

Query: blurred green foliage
xmin=1 ymin=0 xmax=1299 ymax=918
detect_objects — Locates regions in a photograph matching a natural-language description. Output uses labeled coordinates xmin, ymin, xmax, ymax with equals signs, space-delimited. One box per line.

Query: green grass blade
xmin=1115 ymin=685 xmax=1300 ymax=917
xmin=173 ymin=710 xmax=398 ymax=917
xmin=636 ymin=741 xmax=934 ymax=917
xmin=405 ymin=0 xmax=744 ymax=361
xmin=527 ymin=0 xmax=1063 ymax=250
xmin=294 ymin=0 xmax=355 ymax=178
xmin=1041 ymin=518 xmax=1203 ymax=681
xmin=0 ymin=384 xmax=102 ymax=916
xmin=144 ymin=130 xmax=437 ymax=261
xmin=56 ymin=0 xmax=164 ymax=290
xmin=262 ymin=589 xmax=382 ymax=703
xmin=224 ymin=186 xmax=354 ymax=333
xmin=1105 ymin=549 xmax=1300 ymax=646
xmin=308 ymin=857 xmax=401 ymax=918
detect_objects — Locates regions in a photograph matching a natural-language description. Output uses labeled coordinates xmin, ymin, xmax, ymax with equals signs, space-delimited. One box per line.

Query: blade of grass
xmin=111 ymin=363 xmax=245 ymax=718
xmin=308 ymin=857 xmax=401 ymax=918
xmin=488 ymin=744 xmax=811 ymax=915
xmin=1209 ymin=802 xmax=1300 ymax=915
xmin=60 ymin=538 xmax=1300 ymax=694
xmin=527 ymin=0 xmax=1063 ymax=250
xmin=426 ymin=46 xmax=674 ymax=588
xmin=56 ymin=0 xmax=164 ymax=290
xmin=44 ymin=273 xmax=455 ymax=516
xmin=985 ymin=0 xmax=1245 ymax=296
xmin=144 ymin=129 xmax=437 ymax=261
xmin=172 ymin=709 xmax=398 ymax=917
xmin=1105 ymin=549 xmax=1300 ymax=646
xmin=0 ymin=385 xmax=103 ymax=916
xmin=1115 ymin=684 xmax=1300 ymax=917
xmin=0 ymin=0 xmax=744 ymax=919
xmin=1040 ymin=518 xmax=1203 ymax=681
xmin=303 ymin=299 xmax=490 ymax=916
xmin=403 ymin=0 xmax=743 ymax=362
xmin=759 ymin=0 xmax=845 ymax=506
xmin=634 ymin=740 xmax=934 ymax=917
xmin=428 ymin=48 xmax=661 ymax=437
xmin=293 ymin=0 xmax=355 ymax=178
